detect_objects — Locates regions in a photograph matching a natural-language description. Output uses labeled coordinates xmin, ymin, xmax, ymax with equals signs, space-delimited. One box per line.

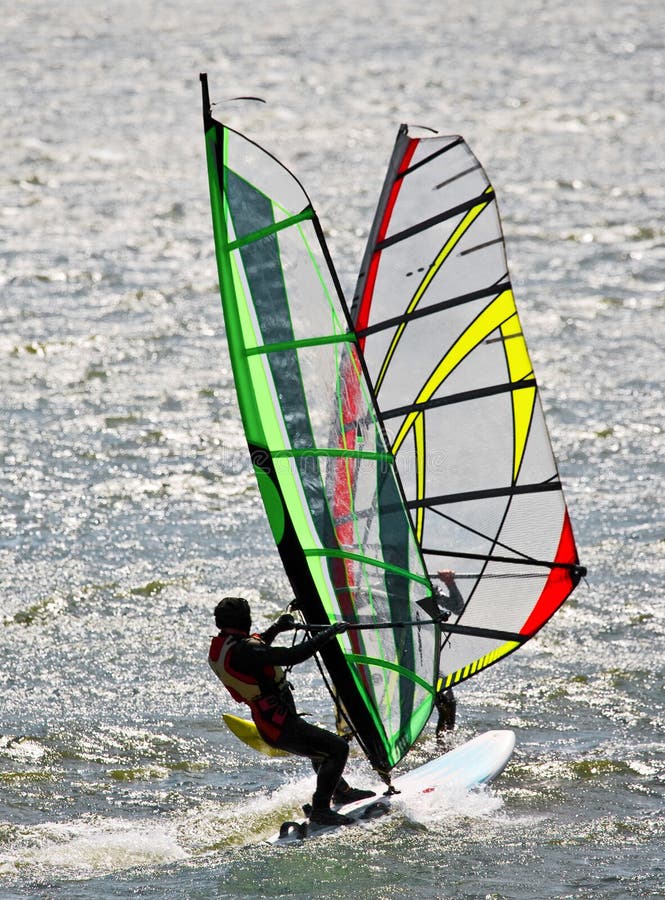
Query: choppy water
xmin=1 ymin=1 xmax=663 ymax=897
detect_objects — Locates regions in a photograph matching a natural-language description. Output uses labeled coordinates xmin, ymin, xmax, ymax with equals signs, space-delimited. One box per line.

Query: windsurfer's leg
xmin=272 ymin=715 xmax=349 ymax=807
xmin=277 ymin=717 xmax=376 ymax=808
xmin=256 ymin=712 xmax=374 ymax=819
xmin=310 ymin=758 xmax=362 ymax=801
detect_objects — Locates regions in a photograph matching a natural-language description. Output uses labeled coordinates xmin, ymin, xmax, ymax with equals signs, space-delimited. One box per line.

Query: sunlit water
xmin=1 ymin=1 xmax=663 ymax=897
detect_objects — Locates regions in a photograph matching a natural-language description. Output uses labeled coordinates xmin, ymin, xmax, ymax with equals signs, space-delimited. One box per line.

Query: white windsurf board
xmin=267 ymin=729 xmax=515 ymax=843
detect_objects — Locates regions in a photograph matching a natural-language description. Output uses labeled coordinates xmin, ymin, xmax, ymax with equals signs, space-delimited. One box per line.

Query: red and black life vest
xmin=208 ymin=630 xmax=293 ymax=742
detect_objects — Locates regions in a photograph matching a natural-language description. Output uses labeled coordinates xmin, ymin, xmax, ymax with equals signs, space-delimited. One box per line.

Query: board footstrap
xmin=278 ymin=821 xmax=307 ymax=840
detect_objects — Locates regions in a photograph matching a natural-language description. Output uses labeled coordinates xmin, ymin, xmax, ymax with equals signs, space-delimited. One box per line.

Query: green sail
xmin=200 ymin=75 xmax=438 ymax=775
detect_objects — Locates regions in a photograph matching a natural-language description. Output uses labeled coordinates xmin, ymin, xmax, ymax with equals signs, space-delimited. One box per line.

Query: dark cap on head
xmin=214 ymin=596 xmax=251 ymax=632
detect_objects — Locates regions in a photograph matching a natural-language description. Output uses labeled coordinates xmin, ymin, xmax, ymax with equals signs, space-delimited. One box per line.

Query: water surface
xmin=1 ymin=1 xmax=663 ymax=897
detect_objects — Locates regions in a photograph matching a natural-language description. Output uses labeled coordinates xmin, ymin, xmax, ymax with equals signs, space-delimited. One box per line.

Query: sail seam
xmin=272 ymin=448 xmax=394 ymax=462
xmin=355 ymin=280 xmax=512 ymax=339
xmin=227 ymin=209 xmax=314 ymax=250
xmin=434 ymin=162 xmax=483 ymax=190
xmin=397 ymin=136 xmax=464 ymax=179
xmin=376 ymin=190 xmax=495 ymax=251
xmin=381 ymin=378 xmax=536 ymax=419
xmin=245 ymin=333 xmax=355 ymax=356
xmin=303 ymin=548 xmax=431 ymax=586
xmin=438 ymin=624 xmax=527 ymax=642
xmin=422 ymin=547 xmax=581 ymax=571
xmin=346 ymin=654 xmax=436 ymax=694
xmin=407 ymin=480 xmax=562 ymax=508
xmin=459 ymin=236 xmax=504 ymax=257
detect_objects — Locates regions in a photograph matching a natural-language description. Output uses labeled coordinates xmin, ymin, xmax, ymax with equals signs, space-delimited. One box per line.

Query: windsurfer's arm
xmin=258 ymin=614 xmax=296 ymax=646
xmin=234 ymin=624 xmax=347 ymax=668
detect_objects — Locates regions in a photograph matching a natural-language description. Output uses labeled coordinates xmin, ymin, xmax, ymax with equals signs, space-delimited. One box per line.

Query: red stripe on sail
xmin=355 ymin=138 xmax=419 ymax=350
xmin=331 ymin=345 xmax=368 ymax=677
xmin=521 ymin=509 xmax=579 ymax=636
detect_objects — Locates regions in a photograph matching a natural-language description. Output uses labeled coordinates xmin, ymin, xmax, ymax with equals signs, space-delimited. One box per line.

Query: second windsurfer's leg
xmin=435 ymin=687 xmax=457 ymax=735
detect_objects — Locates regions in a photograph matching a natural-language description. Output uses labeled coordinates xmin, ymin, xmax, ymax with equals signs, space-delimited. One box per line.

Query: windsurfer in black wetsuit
xmin=208 ymin=596 xmax=375 ymax=826
xmin=433 ymin=570 xmax=464 ymax=736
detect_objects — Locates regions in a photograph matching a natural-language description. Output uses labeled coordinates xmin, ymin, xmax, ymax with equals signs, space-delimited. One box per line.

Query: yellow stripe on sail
xmin=442 ymin=640 xmax=520 ymax=689
xmin=500 ymin=314 xmax=537 ymax=482
xmin=375 ymin=188 xmax=494 ymax=395
xmin=392 ymin=288 xmax=517 ymax=458
xmin=414 ymin=411 xmax=426 ymax=542
xmin=392 ymin=289 xmax=518 ymax=546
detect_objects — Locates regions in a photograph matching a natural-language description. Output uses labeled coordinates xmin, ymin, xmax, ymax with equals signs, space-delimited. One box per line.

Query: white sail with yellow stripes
xmin=352 ymin=127 xmax=584 ymax=690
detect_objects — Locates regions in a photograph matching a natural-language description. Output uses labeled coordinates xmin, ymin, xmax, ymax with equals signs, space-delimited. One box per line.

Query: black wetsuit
xmin=210 ymin=624 xmax=349 ymax=809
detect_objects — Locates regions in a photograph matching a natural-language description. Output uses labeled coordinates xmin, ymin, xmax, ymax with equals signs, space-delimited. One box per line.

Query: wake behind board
xmin=267 ymin=729 xmax=515 ymax=844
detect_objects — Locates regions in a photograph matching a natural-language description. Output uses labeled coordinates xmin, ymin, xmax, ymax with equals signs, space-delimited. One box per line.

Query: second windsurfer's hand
xmin=438 ymin=569 xmax=456 ymax=587
xmin=331 ymin=621 xmax=349 ymax=635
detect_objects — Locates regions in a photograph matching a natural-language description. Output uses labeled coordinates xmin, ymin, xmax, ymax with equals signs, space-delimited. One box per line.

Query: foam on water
xmin=2 ymin=765 xmax=505 ymax=880
xmin=0 ymin=817 xmax=187 ymax=880
xmin=393 ymin=781 xmax=504 ymax=830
